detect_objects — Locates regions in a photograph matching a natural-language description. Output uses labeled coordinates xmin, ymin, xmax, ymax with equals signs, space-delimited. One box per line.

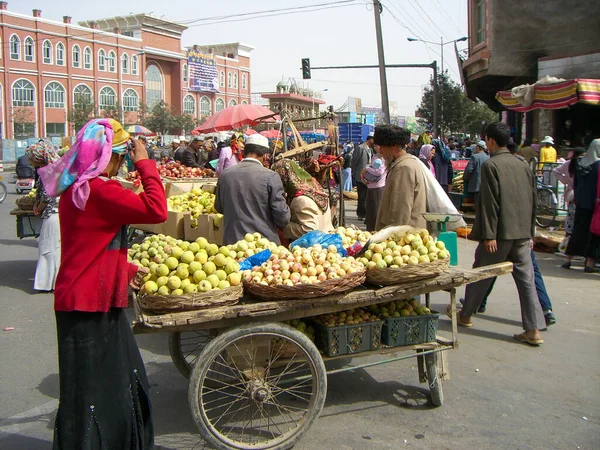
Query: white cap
xmin=178 ymin=135 xmax=186 ymax=141
xmin=245 ymin=134 xmax=270 ymax=149
xmin=173 ymin=139 xmax=180 ymax=144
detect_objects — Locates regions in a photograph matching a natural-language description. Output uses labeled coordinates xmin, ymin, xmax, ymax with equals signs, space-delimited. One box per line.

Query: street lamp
xmin=407 ymin=36 xmax=467 ymax=136
xmin=312 ymin=88 xmax=328 ymax=132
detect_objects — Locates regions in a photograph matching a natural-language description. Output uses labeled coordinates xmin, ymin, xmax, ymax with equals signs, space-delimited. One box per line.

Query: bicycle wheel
xmin=536 ymin=188 xmax=557 ymax=228
xmin=0 ymin=182 xmax=7 ymax=204
xmin=169 ymin=330 xmax=216 ymax=379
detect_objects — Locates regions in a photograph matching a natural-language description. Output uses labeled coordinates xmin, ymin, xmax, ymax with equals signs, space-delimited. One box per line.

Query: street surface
xmin=0 ymin=185 xmax=599 ymax=450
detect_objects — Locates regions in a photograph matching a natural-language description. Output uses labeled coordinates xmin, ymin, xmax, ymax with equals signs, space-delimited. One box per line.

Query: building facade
xmin=0 ymin=2 xmax=253 ymax=139
xmin=260 ymin=79 xmax=325 ymax=130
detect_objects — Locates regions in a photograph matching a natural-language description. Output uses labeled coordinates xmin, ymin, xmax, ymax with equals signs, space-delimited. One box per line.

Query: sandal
xmin=445 ymin=305 xmax=473 ymax=327
xmin=561 ymin=261 xmax=571 ymax=269
xmin=513 ymin=332 xmax=544 ymax=346
xmin=584 ymin=265 xmax=599 ymax=273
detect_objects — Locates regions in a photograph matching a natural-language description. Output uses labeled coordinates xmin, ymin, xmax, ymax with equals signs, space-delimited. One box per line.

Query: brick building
xmin=0 ymin=3 xmax=253 ymax=139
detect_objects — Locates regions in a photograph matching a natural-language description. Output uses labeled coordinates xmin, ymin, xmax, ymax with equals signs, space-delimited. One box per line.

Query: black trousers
xmin=356 ymin=181 xmax=368 ymax=218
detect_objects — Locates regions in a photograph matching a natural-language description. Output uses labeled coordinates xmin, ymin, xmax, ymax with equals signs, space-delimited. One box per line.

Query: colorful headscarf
xmin=230 ymin=132 xmax=246 ymax=160
xmin=272 ymin=159 xmax=329 ymax=212
xmin=38 ymin=118 xmax=130 ymax=211
xmin=26 ymin=142 xmax=59 ymax=165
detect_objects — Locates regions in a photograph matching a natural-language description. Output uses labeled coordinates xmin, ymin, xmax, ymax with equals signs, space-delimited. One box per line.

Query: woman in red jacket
xmin=39 ymin=118 xmax=168 ymax=449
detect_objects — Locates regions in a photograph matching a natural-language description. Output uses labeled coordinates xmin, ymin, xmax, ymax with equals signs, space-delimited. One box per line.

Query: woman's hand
xmin=129 ymin=138 xmax=148 ymax=165
xmin=130 ymin=267 xmax=149 ymax=290
xmin=33 ymin=202 xmax=47 ymax=216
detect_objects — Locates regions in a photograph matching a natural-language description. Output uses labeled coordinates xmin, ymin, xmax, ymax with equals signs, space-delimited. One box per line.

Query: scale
xmin=422 ymin=213 xmax=464 ymax=266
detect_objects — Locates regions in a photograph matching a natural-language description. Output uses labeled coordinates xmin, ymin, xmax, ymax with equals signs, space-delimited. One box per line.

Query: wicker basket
xmin=138 ymin=284 xmax=243 ymax=314
xmin=243 ymin=269 xmax=366 ymax=301
xmin=15 ymin=196 xmax=36 ymax=211
xmin=366 ymin=259 xmax=449 ymax=286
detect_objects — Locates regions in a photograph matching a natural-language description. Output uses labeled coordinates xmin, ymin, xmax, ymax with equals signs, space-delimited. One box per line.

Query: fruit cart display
xmin=10 ymin=191 xmax=42 ymax=239
xmin=132 ymin=258 xmax=512 ymax=450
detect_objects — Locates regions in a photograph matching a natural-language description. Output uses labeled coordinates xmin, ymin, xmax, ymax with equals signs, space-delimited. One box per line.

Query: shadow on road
xmin=0 ymin=238 xmax=38 ymax=248
xmin=37 ymin=373 xmax=59 ymax=400
xmin=0 ymin=260 xmax=37 ymax=293
xmin=0 ymin=433 xmax=53 ymax=450
xmin=437 ymin=318 xmax=516 ymax=343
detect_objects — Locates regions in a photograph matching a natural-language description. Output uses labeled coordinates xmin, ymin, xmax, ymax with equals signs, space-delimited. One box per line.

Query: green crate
xmin=382 ymin=312 xmax=440 ymax=347
xmin=314 ymin=321 xmax=384 ymax=357
xmin=16 ymin=214 xmax=42 ymax=239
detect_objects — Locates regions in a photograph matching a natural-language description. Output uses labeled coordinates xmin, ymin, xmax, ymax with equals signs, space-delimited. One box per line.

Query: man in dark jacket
xmin=181 ymin=136 xmax=204 ymax=168
xmin=215 ymin=134 xmax=290 ymax=244
xmin=453 ymin=122 xmax=545 ymax=346
xmin=463 ymin=140 xmax=489 ymax=209
xmin=350 ymin=133 xmax=374 ymax=219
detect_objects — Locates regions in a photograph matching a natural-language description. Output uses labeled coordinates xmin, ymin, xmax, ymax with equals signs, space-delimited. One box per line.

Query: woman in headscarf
xmin=26 ymin=142 xmax=60 ymax=292
xmin=39 ymin=118 xmax=167 ymax=449
xmin=272 ymin=159 xmax=334 ymax=240
xmin=418 ymin=144 xmax=436 ymax=177
xmin=553 ymin=147 xmax=586 ymax=240
xmin=216 ymin=132 xmax=245 ymax=175
xmin=562 ymin=138 xmax=600 ymax=273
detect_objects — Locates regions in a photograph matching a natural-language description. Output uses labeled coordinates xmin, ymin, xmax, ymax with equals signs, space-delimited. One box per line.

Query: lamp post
xmin=407 ymin=36 xmax=467 ymax=137
xmin=312 ymin=88 xmax=328 ymax=132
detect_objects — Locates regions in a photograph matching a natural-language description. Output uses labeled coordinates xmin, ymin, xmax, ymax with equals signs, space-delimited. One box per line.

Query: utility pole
xmin=373 ymin=0 xmax=390 ymax=124
xmin=432 ymin=61 xmax=439 ymax=139
xmin=440 ymin=36 xmax=444 ymax=138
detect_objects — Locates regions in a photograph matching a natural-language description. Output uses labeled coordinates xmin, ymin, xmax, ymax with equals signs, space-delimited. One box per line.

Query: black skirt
xmin=366 ymin=187 xmax=385 ymax=232
xmin=53 ymin=308 xmax=154 ymax=450
xmin=566 ymin=206 xmax=600 ymax=259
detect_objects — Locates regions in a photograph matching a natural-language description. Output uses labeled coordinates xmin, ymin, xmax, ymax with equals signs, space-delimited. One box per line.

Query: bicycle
xmin=0 ymin=173 xmax=7 ymax=204
xmin=536 ymin=177 xmax=558 ymax=228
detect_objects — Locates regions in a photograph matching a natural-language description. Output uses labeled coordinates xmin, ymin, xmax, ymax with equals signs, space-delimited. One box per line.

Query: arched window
xmin=145 ymin=64 xmax=163 ymax=108
xmin=183 ymin=63 xmax=188 ymax=83
xmin=131 ymin=55 xmax=138 ymax=75
xmin=73 ymin=45 xmax=81 ymax=68
xmin=183 ymin=95 xmax=195 ymax=115
xmin=241 ymin=100 xmax=248 ymax=105
xmin=123 ymin=89 xmax=138 ymax=112
xmin=215 ymin=98 xmax=225 ymax=112
xmin=24 ymin=37 xmax=34 ymax=62
xmin=10 ymin=34 xmax=20 ymax=60
xmin=228 ymin=99 xmax=237 ymax=107
xmin=233 ymin=73 xmax=238 ymax=89
xmin=74 ymin=84 xmax=93 ymax=104
xmin=12 ymin=79 xmax=35 ymax=106
xmin=98 ymin=49 xmax=106 ymax=71
xmin=84 ymin=47 xmax=92 ymax=69
xmin=99 ymin=86 xmax=116 ymax=109
xmin=45 ymin=82 xmax=66 ymax=108
xmin=200 ymin=96 xmax=211 ymax=116
xmin=227 ymin=72 xmax=232 ymax=88
xmin=43 ymin=40 xmax=53 ymax=64
xmin=121 ymin=53 xmax=129 ymax=74
xmin=108 ymin=51 xmax=116 ymax=72
xmin=56 ymin=42 xmax=65 ymax=65
xmin=219 ymin=71 xmax=225 ymax=88
xmin=242 ymin=73 xmax=247 ymax=90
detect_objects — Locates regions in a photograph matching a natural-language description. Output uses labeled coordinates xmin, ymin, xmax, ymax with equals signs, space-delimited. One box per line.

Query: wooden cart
xmin=133 ymin=262 xmax=512 ymax=450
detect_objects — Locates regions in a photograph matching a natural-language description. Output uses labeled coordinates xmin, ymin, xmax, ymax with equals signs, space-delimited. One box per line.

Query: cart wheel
xmin=425 ymin=352 xmax=444 ymax=406
xmin=169 ymin=330 xmax=216 ymax=379
xmin=188 ymin=322 xmax=327 ymax=450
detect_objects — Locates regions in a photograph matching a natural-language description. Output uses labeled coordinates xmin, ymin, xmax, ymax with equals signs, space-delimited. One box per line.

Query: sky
xmin=13 ymin=0 xmax=468 ymax=116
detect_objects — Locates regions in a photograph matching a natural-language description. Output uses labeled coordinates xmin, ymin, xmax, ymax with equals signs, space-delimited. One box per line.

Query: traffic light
xmin=301 ymin=58 xmax=311 ymax=80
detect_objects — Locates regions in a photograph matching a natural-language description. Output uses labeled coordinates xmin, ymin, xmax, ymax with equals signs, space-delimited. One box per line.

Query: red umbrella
xmin=260 ymin=130 xmax=283 ymax=139
xmin=193 ymin=104 xmax=279 ymax=133
xmin=244 ymin=128 xmax=258 ymax=135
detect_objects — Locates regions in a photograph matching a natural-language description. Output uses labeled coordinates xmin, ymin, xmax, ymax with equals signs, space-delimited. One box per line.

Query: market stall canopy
xmin=244 ymin=129 xmax=258 ymax=135
xmin=260 ymin=130 xmax=283 ymax=139
xmin=193 ymin=104 xmax=280 ymax=133
xmin=125 ymin=125 xmax=155 ymax=135
xmin=496 ymin=77 xmax=600 ymax=112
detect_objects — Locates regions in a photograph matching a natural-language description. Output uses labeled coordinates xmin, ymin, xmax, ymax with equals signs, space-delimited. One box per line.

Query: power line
xmin=387 ymin=0 xmax=438 ymax=43
xmin=432 ymin=0 xmax=463 ymax=35
xmin=412 ymin=0 xmax=446 ymax=39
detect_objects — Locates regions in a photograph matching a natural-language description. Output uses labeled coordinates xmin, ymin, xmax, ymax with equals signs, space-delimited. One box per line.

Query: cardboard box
xmin=164 ymin=180 xmax=217 ymax=197
xmin=184 ymin=213 xmax=224 ymax=245
xmin=132 ymin=210 xmax=186 ymax=239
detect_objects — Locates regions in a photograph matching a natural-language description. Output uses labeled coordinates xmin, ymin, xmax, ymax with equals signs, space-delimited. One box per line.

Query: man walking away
xmin=351 ymin=133 xmax=374 ymax=219
xmin=463 ymin=140 xmax=490 ymax=210
xmin=451 ymin=122 xmax=546 ymax=346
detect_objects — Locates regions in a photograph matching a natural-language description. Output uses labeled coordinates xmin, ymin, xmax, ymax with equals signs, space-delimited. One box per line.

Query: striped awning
xmin=496 ymin=78 xmax=600 ymax=112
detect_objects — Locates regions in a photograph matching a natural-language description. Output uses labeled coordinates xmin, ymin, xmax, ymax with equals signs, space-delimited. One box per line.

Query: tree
xmin=67 ymin=99 xmax=96 ymax=133
xmin=142 ymin=101 xmax=175 ymax=135
xmin=11 ymin=107 xmax=36 ymax=138
xmin=416 ymin=72 xmax=498 ymax=137
xmin=102 ymin=101 xmax=122 ymax=121
xmin=172 ymin=114 xmax=199 ymax=135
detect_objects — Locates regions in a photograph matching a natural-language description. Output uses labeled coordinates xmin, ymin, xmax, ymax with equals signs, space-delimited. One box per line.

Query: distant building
xmin=261 ymin=79 xmax=325 ymax=129
xmin=0 ymin=2 xmax=253 ymax=139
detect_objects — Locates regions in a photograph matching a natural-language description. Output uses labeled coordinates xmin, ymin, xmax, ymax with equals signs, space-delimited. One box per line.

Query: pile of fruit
xmin=157 ymin=162 xmax=215 ymax=179
xmin=333 ymin=227 xmax=372 ymax=248
xmin=356 ymin=228 xmax=449 ymax=269
xmin=452 ymin=172 xmax=464 ymax=193
xmin=367 ymin=298 xmax=432 ymax=318
xmin=227 ymin=233 xmax=287 ymax=262
xmin=245 ymin=244 xmax=364 ymax=287
xmin=167 ymin=189 xmax=220 ymax=227
xmin=129 ymin=234 xmax=242 ymax=296
xmin=312 ymin=308 xmax=381 ymax=328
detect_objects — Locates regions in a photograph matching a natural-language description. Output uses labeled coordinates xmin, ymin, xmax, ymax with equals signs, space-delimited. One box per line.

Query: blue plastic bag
xmin=290 ymin=231 xmax=347 ymax=256
xmin=239 ymin=249 xmax=272 ymax=271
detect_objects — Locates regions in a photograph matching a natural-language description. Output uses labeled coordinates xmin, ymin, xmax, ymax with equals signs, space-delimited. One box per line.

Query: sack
xmin=591 ymin=170 xmax=600 ymax=236
xmin=290 ymin=230 xmax=347 ymax=256
xmin=239 ymin=249 xmax=272 ymax=271
xmin=416 ymin=156 xmax=467 ymax=231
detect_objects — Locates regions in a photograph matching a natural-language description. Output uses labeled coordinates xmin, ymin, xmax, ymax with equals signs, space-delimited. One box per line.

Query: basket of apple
xmin=243 ymin=244 xmax=366 ymax=301
xmin=356 ymin=227 xmax=450 ymax=286
xmin=129 ymin=234 xmax=244 ymax=314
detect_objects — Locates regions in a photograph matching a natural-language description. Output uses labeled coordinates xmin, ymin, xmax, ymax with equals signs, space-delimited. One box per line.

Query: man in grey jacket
xmin=452 ymin=122 xmax=546 ymax=346
xmin=215 ymin=134 xmax=290 ymax=245
xmin=350 ymin=133 xmax=374 ymax=219
xmin=463 ymin=140 xmax=490 ymax=210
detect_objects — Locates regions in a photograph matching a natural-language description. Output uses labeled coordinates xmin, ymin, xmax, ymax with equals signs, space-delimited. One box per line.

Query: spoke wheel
xmin=169 ymin=330 xmax=216 ymax=379
xmin=188 ymin=322 xmax=327 ymax=450
xmin=0 ymin=182 xmax=7 ymax=204
xmin=536 ymin=188 xmax=557 ymax=228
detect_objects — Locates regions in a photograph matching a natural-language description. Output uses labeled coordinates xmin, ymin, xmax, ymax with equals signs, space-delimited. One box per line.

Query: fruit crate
xmin=382 ymin=312 xmax=440 ymax=347
xmin=313 ymin=320 xmax=384 ymax=357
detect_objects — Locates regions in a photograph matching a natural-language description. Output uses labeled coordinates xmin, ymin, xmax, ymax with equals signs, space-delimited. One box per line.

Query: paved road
xmin=0 ymin=185 xmax=599 ymax=450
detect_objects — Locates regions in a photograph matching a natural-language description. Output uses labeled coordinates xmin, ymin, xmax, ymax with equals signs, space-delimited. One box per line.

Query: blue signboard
xmin=365 ymin=114 xmax=375 ymax=125
xmin=188 ymin=50 xmax=219 ymax=93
